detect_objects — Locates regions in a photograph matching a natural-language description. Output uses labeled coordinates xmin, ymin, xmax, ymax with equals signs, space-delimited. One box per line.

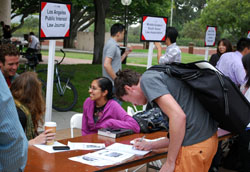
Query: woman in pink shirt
xmin=81 ymin=77 xmax=140 ymax=135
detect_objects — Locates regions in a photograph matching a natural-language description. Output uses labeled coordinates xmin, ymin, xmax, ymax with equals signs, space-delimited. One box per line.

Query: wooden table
xmin=24 ymin=129 xmax=231 ymax=172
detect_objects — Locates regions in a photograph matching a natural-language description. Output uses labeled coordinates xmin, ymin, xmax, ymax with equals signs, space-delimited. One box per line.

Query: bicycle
xmin=37 ymin=49 xmax=78 ymax=112
xmin=20 ymin=49 xmax=78 ymax=112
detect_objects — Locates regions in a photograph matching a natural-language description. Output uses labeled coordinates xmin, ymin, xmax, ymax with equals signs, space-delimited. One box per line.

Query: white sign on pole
xmin=39 ymin=1 xmax=71 ymax=122
xmin=40 ymin=1 xmax=71 ymax=39
xmin=205 ymin=26 xmax=217 ymax=47
xmin=140 ymin=15 xmax=168 ymax=70
xmin=247 ymin=31 xmax=250 ymax=39
xmin=141 ymin=16 xmax=168 ymax=42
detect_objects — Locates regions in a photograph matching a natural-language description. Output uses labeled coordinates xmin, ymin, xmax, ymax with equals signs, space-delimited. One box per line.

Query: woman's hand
xmin=133 ymin=138 xmax=152 ymax=151
xmin=29 ymin=129 xmax=56 ymax=145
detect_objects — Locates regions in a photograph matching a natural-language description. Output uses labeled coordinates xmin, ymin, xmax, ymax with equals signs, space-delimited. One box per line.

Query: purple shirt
xmin=81 ymin=98 xmax=140 ymax=135
xmin=216 ymin=51 xmax=246 ymax=86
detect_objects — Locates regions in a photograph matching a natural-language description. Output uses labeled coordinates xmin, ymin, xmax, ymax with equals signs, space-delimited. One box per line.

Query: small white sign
xmin=205 ymin=26 xmax=217 ymax=47
xmin=247 ymin=31 xmax=250 ymax=39
xmin=40 ymin=1 xmax=71 ymax=39
xmin=141 ymin=16 xmax=168 ymax=42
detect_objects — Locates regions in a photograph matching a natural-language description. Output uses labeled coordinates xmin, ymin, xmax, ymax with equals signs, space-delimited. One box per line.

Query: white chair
xmin=127 ymin=106 xmax=135 ymax=116
xmin=70 ymin=113 xmax=83 ymax=138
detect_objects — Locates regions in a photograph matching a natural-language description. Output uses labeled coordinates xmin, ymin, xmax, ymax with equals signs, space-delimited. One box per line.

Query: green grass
xmin=41 ymin=50 xmax=204 ymax=65
xmin=27 ymin=50 xmax=204 ymax=113
xmin=41 ymin=50 xmax=93 ymax=60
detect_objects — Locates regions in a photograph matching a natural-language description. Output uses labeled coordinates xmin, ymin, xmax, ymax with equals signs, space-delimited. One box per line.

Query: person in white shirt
xmin=27 ymin=32 xmax=40 ymax=53
xmin=155 ymin=27 xmax=181 ymax=64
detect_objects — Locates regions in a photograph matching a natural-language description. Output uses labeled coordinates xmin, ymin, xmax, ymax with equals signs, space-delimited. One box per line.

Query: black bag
xmin=133 ymin=107 xmax=169 ymax=133
xmin=148 ymin=61 xmax=250 ymax=134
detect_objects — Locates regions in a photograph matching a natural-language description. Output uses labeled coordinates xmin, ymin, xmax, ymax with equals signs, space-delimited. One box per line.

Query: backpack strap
xmin=148 ymin=61 xmax=230 ymax=116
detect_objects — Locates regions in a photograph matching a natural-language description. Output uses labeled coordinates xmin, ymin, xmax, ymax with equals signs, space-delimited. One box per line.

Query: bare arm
xmin=134 ymin=137 xmax=169 ymax=150
xmin=103 ymin=57 xmax=116 ymax=80
xmin=154 ymin=42 xmax=162 ymax=64
xmin=155 ymin=94 xmax=186 ymax=172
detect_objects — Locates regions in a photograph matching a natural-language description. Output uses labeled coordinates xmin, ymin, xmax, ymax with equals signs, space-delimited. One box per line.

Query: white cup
xmin=44 ymin=122 xmax=57 ymax=145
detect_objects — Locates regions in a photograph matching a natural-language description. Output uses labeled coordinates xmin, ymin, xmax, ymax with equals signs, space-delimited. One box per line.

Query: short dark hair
xmin=237 ymin=38 xmax=250 ymax=52
xmin=217 ymin=38 xmax=232 ymax=56
xmin=166 ymin=27 xmax=178 ymax=43
xmin=242 ymin=53 xmax=250 ymax=87
xmin=95 ymin=77 xmax=113 ymax=100
xmin=110 ymin=23 xmax=125 ymax=36
xmin=0 ymin=44 xmax=19 ymax=64
xmin=29 ymin=32 xmax=35 ymax=35
xmin=114 ymin=69 xmax=141 ymax=99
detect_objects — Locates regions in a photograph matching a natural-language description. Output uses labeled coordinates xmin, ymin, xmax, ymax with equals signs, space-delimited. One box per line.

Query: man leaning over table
xmin=0 ymin=70 xmax=28 ymax=172
xmin=114 ymin=69 xmax=218 ymax=172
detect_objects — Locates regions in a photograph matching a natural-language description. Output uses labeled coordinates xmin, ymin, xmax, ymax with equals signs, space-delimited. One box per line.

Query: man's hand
xmin=121 ymin=47 xmax=132 ymax=62
xmin=154 ymin=42 xmax=162 ymax=49
xmin=160 ymin=161 xmax=175 ymax=172
xmin=133 ymin=138 xmax=152 ymax=151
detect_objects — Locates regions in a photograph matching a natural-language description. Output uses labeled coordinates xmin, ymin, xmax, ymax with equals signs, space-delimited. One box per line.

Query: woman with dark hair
xmin=209 ymin=38 xmax=233 ymax=66
xmin=10 ymin=72 xmax=55 ymax=145
xmin=241 ymin=53 xmax=250 ymax=101
xmin=81 ymin=77 xmax=140 ymax=135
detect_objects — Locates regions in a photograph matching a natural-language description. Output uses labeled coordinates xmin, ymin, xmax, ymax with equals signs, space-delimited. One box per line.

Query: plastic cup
xmin=44 ymin=121 xmax=57 ymax=145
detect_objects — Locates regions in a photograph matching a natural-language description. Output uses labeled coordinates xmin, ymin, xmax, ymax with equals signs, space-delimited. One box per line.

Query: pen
xmin=139 ymin=135 xmax=145 ymax=142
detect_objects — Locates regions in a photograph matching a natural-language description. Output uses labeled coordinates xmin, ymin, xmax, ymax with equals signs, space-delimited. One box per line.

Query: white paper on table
xmin=67 ymin=141 xmax=105 ymax=150
xmin=106 ymin=143 xmax=150 ymax=156
xmin=130 ymin=137 xmax=166 ymax=145
xmin=69 ymin=149 xmax=134 ymax=166
xmin=34 ymin=141 xmax=67 ymax=153
xmin=69 ymin=154 xmax=114 ymax=166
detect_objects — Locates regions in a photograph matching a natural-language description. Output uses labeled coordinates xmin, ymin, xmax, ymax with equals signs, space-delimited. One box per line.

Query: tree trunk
xmin=92 ymin=0 xmax=109 ymax=64
xmin=63 ymin=30 xmax=76 ymax=48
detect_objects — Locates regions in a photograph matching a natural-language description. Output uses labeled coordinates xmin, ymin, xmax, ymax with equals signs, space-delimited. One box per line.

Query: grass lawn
xmin=41 ymin=50 xmax=205 ymax=65
xmin=29 ymin=50 xmax=205 ymax=112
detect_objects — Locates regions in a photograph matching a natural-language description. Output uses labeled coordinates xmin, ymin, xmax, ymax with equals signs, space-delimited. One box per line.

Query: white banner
xmin=205 ymin=26 xmax=217 ymax=47
xmin=40 ymin=1 xmax=71 ymax=39
xmin=141 ymin=16 xmax=167 ymax=42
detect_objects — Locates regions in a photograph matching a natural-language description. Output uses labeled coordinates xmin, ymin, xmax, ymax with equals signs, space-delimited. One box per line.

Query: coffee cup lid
xmin=44 ymin=121 xmax=57 ymax=127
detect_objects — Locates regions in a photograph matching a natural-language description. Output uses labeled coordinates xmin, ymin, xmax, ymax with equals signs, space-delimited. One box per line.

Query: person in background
xmin=102 ymin=23 xmax=131 ymax=85
xmin=238 ymin=53 xmax=250 ymax=172
xmin=241 ymin=53 xmax=250 ymax=101
xmin=209 ymin=38 xmax=232 ymax=66
xmin=216 ymin=38 xmax=250 ymax=86
xmin=114 ymin=69 xmax=218 ymax=172
xmin=26 ymin=32 xmax=40 ymax=54
xmin=154 ymin=27 xmax=181 ymax=64
xmin=10 ymin=71 xmax=55 ymax=145
xmin=0 ymin=21 xmax=12 ymax=40
xmin=0 ymin=43 xmax=19 ymax=87
xmin=0 ymin=70 xmax=28 ymax=172
xmin=81 ymin=77 xmax=140 ymax=135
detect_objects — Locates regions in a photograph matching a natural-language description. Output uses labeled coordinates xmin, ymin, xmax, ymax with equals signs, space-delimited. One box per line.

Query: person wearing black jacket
xmin=209 ymin=38 xmax=232 ymax=66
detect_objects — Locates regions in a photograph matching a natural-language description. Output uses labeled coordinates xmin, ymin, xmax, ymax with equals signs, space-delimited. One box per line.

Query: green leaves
xmin=200 ymin=0 xmax=250 ymax=41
